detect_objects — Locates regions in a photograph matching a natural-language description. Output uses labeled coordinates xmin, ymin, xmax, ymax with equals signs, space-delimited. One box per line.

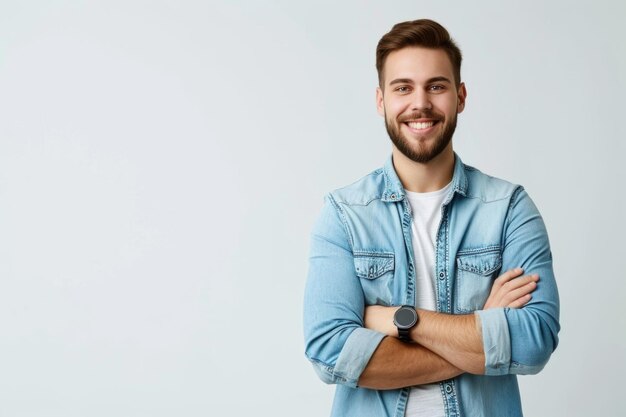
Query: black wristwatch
xmin=393 ymin=305 xmax=419 ymax=341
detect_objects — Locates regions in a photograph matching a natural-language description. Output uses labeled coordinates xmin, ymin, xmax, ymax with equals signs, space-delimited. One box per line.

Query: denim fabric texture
xmin=303 ymin=154 xmax=560 ymax=417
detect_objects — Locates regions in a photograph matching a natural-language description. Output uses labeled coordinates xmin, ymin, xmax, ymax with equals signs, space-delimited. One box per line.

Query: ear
xmin=376 ymin=86 xmax=385 ymax=117
xmin=457 ymin=82 xmax=467 ymax=114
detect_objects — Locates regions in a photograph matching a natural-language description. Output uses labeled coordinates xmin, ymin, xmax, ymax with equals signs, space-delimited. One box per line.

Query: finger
xmin=507 ymin=294 xmax=532 ymax=308
xmin=503 ymin=280 xmax=537 ymax=304
xmin=502 ymin=274 xmax=539 ymax=291
xmin=494 ymin=267 xmax=524 ymax=285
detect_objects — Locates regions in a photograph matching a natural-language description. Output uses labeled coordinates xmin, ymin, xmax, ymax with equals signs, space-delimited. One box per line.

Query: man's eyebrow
xmin=388 ymin=76 xmax=453 ymax=86
xmin=388 ymin=78 xmax=414 ymax=86
xmin=426 ymin=76 xmax=453 ymax=84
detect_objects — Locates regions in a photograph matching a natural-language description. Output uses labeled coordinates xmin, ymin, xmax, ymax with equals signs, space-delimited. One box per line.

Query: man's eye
xmin=395 ymin=86 xmax=411 ymax=93
xmin=429 ymin=85 xmax=445 ymax=91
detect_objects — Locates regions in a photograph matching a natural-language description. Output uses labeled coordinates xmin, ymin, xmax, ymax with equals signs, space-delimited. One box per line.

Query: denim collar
xmin=381 ymin=152 xmax=468 ymax=203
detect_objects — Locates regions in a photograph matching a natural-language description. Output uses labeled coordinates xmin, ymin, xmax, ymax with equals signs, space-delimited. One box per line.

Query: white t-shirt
xmin=404 ymin=182 xmax=451 ymax=417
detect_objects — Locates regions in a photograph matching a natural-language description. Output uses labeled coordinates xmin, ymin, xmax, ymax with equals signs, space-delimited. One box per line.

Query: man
xmin=303 ymin=19 xmax=559 ymax=417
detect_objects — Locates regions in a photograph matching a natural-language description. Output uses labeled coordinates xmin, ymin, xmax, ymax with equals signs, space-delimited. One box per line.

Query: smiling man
xmin=380 ymin=47 xmax=463 ymax=167
xmin=303 ymin=19 xmax=560 ymax=417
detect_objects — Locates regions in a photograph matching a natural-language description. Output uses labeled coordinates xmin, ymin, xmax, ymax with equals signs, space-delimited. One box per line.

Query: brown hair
xmin=376 ymin=19 xmax=463 ymax=88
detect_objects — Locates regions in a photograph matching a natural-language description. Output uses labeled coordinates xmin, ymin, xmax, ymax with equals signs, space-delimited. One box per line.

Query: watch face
xmin=395 ymin=307 xmax=417 ymax=328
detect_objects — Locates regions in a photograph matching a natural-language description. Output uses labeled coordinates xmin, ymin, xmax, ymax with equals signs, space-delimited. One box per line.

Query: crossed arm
xmin=304 ymin=190 xmax=559 ymax=389
xmin=358 ymin=268 xmax=539 ymax=389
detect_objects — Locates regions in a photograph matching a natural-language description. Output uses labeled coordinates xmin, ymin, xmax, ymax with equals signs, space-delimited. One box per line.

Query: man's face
xmin=376 ymin=47 xmax=466 ymax=164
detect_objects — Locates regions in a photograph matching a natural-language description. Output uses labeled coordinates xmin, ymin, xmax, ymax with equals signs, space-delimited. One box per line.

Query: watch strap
xmin=398 ymin=327 xmax=412 ymax=341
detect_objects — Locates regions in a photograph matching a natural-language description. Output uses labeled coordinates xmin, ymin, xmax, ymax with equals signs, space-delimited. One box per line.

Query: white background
xmin=0 ymin=1 xmax=624 ymax=416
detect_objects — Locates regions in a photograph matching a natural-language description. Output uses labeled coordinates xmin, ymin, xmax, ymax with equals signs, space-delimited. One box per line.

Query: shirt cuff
xmin=476 ymin=308 xmax=511 ymax=376
xmin=333 ymin=327 xmax=386 ymax=387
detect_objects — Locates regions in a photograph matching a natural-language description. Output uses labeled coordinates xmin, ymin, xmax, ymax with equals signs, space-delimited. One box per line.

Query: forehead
xmin=383 ymin=46 xmax=454 ymax=86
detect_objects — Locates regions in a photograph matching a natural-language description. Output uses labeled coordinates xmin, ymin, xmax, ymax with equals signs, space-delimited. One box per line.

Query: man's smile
xmin=403 ymin=119 xmax=440 ymax=133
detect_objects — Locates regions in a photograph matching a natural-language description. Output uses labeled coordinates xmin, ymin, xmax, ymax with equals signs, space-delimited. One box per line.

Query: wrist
xmin=409 ymin=309 xmax=432 ymax=342
xmin=393 ymin=305 xmax=419 ymax=342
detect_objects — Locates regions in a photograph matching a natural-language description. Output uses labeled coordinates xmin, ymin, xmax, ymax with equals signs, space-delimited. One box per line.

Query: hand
xmin=364 ymin=305 xmax=399 ymax=336
xmin=483 ymin=267 xmax=539 ymax=309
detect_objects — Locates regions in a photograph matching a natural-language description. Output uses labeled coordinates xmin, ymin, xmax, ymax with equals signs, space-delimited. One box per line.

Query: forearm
xmin=358 ymin=336 xmax=463 ymax=389
xmin=411 ymin=310 xmax=485 ymax=375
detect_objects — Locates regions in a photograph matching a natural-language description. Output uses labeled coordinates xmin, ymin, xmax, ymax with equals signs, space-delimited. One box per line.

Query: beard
xmin=384 ymin=109 xmax=457 ymax=164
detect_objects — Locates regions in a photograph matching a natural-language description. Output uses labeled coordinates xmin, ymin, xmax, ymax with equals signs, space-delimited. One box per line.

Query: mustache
xmin=398 ymin=111 xmax=442 ymax=122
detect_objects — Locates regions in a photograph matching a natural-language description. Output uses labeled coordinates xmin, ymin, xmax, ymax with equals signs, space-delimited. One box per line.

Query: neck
xmin=392 ymin=144 xmax=455 ymax=193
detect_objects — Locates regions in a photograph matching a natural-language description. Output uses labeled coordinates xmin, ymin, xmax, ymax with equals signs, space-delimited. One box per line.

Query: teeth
xmin=407 ymin=121 xmax=435 ymax=129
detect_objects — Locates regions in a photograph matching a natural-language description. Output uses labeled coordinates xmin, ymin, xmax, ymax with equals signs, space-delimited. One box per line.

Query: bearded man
xmin=303 ymin=19 xmax=559 ymax=417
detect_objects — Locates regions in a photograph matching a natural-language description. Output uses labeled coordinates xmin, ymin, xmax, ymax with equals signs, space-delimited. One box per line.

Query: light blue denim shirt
xmin=303 ymin=154 xmax=560 ymax=417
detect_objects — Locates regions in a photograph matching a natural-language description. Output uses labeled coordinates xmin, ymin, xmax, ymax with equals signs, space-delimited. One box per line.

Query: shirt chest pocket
xmin=354 ymin=252 xmax=394 ymax=306
xmin=455 ymin=247 xmax=502 ymax=313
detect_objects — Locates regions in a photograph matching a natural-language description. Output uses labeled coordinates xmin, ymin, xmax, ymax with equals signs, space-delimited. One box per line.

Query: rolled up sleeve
xmin=477 ymin=187 xmax=560 ymax=376
xmin=303 ymin=195 xmax=385 ymax=387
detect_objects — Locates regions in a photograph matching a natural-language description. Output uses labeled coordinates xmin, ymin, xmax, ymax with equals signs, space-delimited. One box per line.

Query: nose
xmin=411 ymin=90 xmax=432 ymax=111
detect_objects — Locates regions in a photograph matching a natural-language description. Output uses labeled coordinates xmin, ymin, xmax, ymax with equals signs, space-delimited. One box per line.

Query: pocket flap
xmin=354 ymin=253 xmax=395 ymax=280
xmin=456 ymin=247 xmax=501 ymax=276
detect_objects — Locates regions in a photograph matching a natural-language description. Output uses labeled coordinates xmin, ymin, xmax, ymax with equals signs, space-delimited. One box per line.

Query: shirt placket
xmin=435 ymin=203 xmax=461 ymax=417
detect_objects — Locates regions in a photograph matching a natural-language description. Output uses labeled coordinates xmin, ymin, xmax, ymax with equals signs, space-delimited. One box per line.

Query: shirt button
xmin=439 ymin=271 xmax=445 ymax=280
xmin=445 ymin=384 xmax=453 ymax=394
xmin=390 ymin=193 xmax=396 ymax=199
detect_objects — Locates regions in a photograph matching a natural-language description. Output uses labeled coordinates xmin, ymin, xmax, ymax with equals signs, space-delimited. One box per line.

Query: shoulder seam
xmin=505 ymin=186 xmax=526 ymax=230
xmin=327 ymin=193 xmax=355 ymax=252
